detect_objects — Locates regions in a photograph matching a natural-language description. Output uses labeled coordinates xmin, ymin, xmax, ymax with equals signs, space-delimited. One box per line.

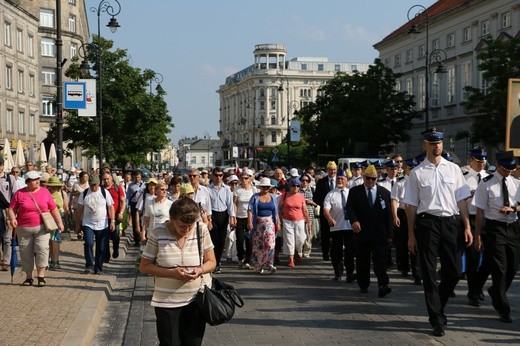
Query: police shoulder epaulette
xmin=483 ymin=174 xmax=493 ymax=182
xmin=463 ymin=171 xmax=469 ymax=176
xmin=397 ymin=176 xmax=405 ymax=182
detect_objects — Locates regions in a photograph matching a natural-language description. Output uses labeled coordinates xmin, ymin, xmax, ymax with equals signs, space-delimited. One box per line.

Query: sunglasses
xmin=395 ymin=160 xmax=403 ymax=163
xmin=213 ymin=174 xmax=223 ymax=177
xmin=291 ymin=184 xmax=301 ymax=188
xmin=301 ymin=179 xmax=309 ymax=182
xmin=365 ymin=177 xmax=377 ymax=181
xmin=188 ymin=175 xmax=199 ymax=178
xmin=230 ymin=181 xmax=238 ymax=184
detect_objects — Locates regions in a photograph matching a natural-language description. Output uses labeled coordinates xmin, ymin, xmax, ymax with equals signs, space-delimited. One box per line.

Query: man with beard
xmin=405 ymin=128 xmax=472 ymax=337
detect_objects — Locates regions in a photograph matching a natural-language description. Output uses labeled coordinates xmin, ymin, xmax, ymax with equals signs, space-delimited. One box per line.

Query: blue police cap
xmin=469 ymin=147 xmax=487 ymax=161
xmin=337 ymin=169 xmax=347 ymax=178
xmin=404 ymin=159 xmax=419 ymax=168
xmin=421 ymin=127 xmax=443 ymax=143
xmin=496 ymin=151 xmax=517 ymax=170
xmin=351 ymin=162 xmax=362 ymax=169
xmin=372 ymin=160 xmax=384 ymax=168
xmin=384 ymin=160 xmax=398 ymax=168
xmin=360 ymin=160 xmax=370 ymax=168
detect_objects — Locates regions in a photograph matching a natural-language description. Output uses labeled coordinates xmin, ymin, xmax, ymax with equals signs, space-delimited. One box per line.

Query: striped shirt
xmin=142 ymin=222 xmax=214 ymax=308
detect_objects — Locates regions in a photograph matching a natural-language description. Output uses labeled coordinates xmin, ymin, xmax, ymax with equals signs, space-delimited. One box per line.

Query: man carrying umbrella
xmin=0 ymin=156 xmax=18 ymax=271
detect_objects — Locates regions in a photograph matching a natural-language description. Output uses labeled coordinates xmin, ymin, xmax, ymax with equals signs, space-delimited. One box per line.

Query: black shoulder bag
xmin=195 ymin=222 xmax=244 ymax=326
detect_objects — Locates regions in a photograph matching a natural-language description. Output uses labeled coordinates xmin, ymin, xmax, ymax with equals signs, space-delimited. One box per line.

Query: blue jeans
xmin=82 ymin=226 xmax=109 ymax=273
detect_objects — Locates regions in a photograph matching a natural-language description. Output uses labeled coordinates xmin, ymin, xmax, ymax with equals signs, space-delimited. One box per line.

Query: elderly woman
xmin=8 ymin=171 xmax=64 ymax=286
xmin=247 ymin=177 xmax=280 ymax=274
xmin=45 ymin=176 xmax=69 ymax=270
xmin=141 ymin=181 xmax=173 ymax=244
xmin=140 ymin=197 xmax=216 ymax=345
xmin=234 ymin=169 xmax=257 ymax=269
xmin=300 ymin=173 xmax=318 ymax=258
xmin=279 ymin=177 xmax=311 ymax=267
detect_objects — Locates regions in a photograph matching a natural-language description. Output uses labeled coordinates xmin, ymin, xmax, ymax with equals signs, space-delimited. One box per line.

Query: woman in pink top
xmin=8 ymin=171 xmax=64 ymax=287
xmin=279 ymin=178 xmax=311 ymax=267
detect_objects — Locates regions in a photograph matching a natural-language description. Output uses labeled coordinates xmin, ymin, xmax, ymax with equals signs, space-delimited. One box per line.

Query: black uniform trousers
xmin=484 ymin=219 xmax=520 ymax=316
xmin=466 ymin=215 xmax=484 ymax=299
xmin=330 ymin=230 xmax=354 ymax=277
xmin=355 ymin=240 xmax=388 ymax=289
xmin=235 ymin=217 xmax=252 ymax=263
xmin=396 ymin=208 xmax=419 ymax=276
xmin=415 ymin=213 xmax=463 ymax=327
xmin=210 ymin=210 xmax=229 ymax=267
xmin=475 ymin=232 xmax=491 ymax=295
xmin=319 ymin=213 xmax=331 ymax=259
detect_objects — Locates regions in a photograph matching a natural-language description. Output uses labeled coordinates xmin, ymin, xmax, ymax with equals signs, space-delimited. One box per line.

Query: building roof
xmin=374 ymin=0 xmax=471 ymax=48
xmin=189 ymin=139 xmax=219 ymax=150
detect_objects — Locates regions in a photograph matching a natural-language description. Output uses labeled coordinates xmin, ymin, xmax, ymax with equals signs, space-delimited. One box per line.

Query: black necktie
xmin=477 ymin=173 xmax=481 ymax=184
xmin=367 ymin=188 xmax=373 ymax=208
xmin=391 ymin=180 xmax=394 ymax=188
xmin=502 ymin=177 xmax=510 ymax=207
xmin=341 ymin=190 xmax=347 ymax=220
xmin=329 ymin=178 xmax=334 ymax=190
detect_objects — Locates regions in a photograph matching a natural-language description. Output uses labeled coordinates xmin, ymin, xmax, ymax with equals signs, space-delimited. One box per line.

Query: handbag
xmin=313 ymin=205 xmax=320 ymax=216
xmin=28 ymin=189 xmax=58 ymax=232
xmin=194 ymin=223 xmax=244 ymax=325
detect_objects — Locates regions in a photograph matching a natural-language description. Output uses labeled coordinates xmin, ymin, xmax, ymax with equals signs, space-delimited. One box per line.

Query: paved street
xmin=2 ymin=230 xmax=520 ymax=345
xmin=95 ymin=241 xmax=520 ymax=346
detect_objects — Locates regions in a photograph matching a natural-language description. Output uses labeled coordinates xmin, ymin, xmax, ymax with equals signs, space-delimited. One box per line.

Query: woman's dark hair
xmin=170 ymin=175 xmax=182 ymax=186
xmin=79 ymin=171 xmax=88 ymax=180
xmin=170 ymin=197 xmax=200 ymax=224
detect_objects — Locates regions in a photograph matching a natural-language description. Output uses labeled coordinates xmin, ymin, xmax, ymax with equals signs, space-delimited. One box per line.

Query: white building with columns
xmin=218 ymin=43 xmax=369 ymax=167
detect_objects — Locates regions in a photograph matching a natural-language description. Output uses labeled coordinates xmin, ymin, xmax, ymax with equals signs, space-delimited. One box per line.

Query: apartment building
xmin=374 ymin=0 xmax=519 ymax=161
xmin=218 ymin=43 xmax=369 ymax=167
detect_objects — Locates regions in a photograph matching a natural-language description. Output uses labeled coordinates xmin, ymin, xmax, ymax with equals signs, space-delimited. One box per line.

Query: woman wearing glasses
xmin=141 ymin=181 xmax=173 ymax=244
xmin=279 ymin=178 xmax=311 ymax=267
xmin=234 ymin=169 xmax=257 ymax=269
xmin=300 ymin=174 xmax=318 ymax=258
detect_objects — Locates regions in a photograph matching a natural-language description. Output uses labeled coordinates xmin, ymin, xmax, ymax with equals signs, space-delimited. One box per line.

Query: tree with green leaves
xmin=464 ymin=34 xmax=520 ymax=148
xmin=57 ymin=36 xmax=173 ymax=168
xmin=298 ymin=59 xmax=420 ymax=162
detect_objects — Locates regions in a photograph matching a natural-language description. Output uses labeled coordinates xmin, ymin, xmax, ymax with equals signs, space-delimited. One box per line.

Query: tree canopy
xmin=464 ymin=34 xmax=520 ymax=148
xmin=298 ymin=59 xmax=420 ymax=161
xmin=60 ymin=36 xmax=173 ymax=168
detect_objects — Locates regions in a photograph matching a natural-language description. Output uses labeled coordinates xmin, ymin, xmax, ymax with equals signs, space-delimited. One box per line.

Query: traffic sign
xmin=64 ymin=82 xmax=87 ymax=109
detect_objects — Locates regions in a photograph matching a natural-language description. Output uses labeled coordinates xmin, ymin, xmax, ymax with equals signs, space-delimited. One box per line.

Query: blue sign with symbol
xmin=64 ymin=82 xmax=87 ymax=109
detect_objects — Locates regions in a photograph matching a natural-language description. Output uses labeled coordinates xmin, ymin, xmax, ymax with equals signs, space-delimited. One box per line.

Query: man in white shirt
xmin=0 ymin=157 xmax=18 ymax=271
xmin=405 ymin=128 xmax=472 ymax=337
xmin=74 ymin=174 xmax=115 ymax=275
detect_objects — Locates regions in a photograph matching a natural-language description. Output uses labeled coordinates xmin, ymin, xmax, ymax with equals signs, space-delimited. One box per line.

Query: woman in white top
xmin=141 ymin=181 xmax=173 ymax=244
xmin=69 ymin=171 xmax=89 ymax=239
xmin=234 ymin=169 xmax=258 ymax=268
xmin=135 ymin=178 xmax=157 ymax=231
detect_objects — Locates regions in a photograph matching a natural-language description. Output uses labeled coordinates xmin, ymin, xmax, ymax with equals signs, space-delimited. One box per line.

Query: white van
xmin=337 ymin=157 xmax=383 ymax=171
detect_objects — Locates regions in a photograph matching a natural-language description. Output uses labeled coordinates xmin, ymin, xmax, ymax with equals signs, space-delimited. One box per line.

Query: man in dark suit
xmin=313 ymin=161 xmax=337 ymax=261
xmin=346 ymin=164 xmax=393 ymax=297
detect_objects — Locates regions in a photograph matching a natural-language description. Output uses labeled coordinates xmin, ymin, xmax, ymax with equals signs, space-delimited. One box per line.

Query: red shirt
xmin=281 ymin=192 xmax=305 ymax=221
xmin=106 ymin=184 xmax=124 ymax=214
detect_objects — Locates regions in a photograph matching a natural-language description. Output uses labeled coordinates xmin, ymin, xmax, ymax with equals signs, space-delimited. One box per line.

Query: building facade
xmin=177 ymin=137 xmax=221 ymax=169
xmin=374 ymin=0 xmax=520 ymax=162
xmin=17 ymin=0 xmax=89 ymax=169
xmin=0 ymin=1 xmax=40 ymax=158
xmin=218 ymin=43 xmax=369 ymax=167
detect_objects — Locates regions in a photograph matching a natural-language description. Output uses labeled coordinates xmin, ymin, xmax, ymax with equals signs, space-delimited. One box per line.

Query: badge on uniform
xmin=380 ymin=199 xmax=386 ymax=209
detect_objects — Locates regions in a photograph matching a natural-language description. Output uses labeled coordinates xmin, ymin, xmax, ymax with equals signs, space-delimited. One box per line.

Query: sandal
xmin=37 ymin=277 xmax=46 ymax=287
xmin=22 ymin=278 xmax=34 ymax=286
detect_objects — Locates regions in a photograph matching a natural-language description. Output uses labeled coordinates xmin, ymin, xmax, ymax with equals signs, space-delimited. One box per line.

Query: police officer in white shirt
xmin=347 ymin=162 xmax=363 ymax=189
xmin=473 ymin=151 xmax=520 ymax=323
xmin=463 ymin=147 xmax=489 ymax=307
xmin=404 ymin=128 xmax=472 ymax=337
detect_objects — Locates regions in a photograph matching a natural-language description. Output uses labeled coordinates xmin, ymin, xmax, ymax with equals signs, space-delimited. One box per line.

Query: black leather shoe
xmin=449 ymin=291 xmax=456 ymax=298
xmin=500 ymin=314 xmax=512 ymax=323
xmin=468 ymin=297 xmax=481 ymax=307
xmin=478 ymin=291 xmax=485 ymax=301
xmin=378 ymin=286 xmax=392 ymax=298
xmin=346 ymin=274 xmax=357 ymax=283
xmin=359 ymin=287 xmax=368 ymax=293
xmin=432 ymin=324 xmax=445 ymax=337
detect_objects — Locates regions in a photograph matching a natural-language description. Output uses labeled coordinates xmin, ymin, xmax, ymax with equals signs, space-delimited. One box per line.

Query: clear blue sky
xmin=87 ymin=0 xmax=436 ymax=145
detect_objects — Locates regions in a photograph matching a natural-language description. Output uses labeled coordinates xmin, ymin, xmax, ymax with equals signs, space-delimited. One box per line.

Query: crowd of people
xmin=1 ymin=127 xmax=520 ymax=343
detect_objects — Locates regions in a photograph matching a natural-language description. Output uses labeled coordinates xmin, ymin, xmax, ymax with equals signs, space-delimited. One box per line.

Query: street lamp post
xmin=148 ymin=72 xmax=163 ymax=171
xmin=203 ymin=131 xmax=210 ymax=167
xmin=277 ymin=75 xmax=299 ymax=167
xmin=91 ymin=0 xmax=121 ymax=165
xmin=407 ymin=5 xmax=448 ymax=132
xmin=55 ymin=0 xmax=64 ymax=175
